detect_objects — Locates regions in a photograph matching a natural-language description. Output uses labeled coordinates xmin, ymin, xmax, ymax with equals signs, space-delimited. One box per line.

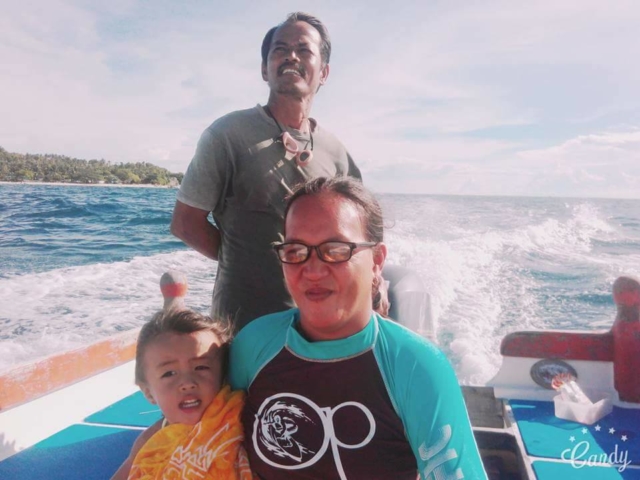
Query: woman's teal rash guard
xmin=229 ymin=309 xmax=488 ymax=480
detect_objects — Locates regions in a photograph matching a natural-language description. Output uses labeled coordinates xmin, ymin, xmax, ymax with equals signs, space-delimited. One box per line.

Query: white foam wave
xmin=386 ymin=230 xmax=536 ymax=385
xmin=2 ymin=198 xmax=636 ymax=387
xmin=384 ymin=200 xmax=622 ymax=385
xmin=0 ymin=250 xmax=215 ymax=373
xmin=522 ymin=203 xmax=615 ymax=255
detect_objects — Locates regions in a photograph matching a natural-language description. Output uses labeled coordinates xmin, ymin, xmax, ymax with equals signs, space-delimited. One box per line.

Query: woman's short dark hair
xmin=284 ymin=176 xmax=384 ymax=243
xmin=261 ymin=12 xmax=332 ymax=66
xmin=134 ymin=309 xmax=233 ymax=385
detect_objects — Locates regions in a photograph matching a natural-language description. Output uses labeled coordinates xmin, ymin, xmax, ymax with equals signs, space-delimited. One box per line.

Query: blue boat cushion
xmin=85 ymin=390 xmax=162 ymax=427
xmin=0 ymin=392 xmax=161 ymax=480
xmin=511 ymin=400 xmax=640 ymax=476
xmin=533 ymin=460 xmax=640 ymax=479
xmin=0 ymin=424 xmax=140 ymax=480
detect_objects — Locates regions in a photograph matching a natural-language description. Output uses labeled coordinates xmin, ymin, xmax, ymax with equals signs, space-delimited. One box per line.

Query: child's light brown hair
xmin=135 ymin=309 xmax=233 ymax=385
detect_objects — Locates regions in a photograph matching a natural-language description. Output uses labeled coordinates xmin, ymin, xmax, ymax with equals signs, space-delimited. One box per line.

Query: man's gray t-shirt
xmin=178 ymin=105 xmax=361 ymax=330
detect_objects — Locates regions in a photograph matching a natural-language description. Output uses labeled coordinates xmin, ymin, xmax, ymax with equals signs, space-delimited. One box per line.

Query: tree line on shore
xmin=0 ymin=146 xmax=184 ymax=186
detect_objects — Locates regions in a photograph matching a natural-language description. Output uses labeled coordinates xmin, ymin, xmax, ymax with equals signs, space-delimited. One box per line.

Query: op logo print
xmin=258 ymin=399 xmax=317 ymax=462
xmin=253 ymin=393 xmax=376 ymax=480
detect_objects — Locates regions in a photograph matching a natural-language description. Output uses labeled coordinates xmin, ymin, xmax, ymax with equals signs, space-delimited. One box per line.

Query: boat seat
xmin=510 ymin=399 xmax=640 ymax=478
xmin=0 ymin=391 xmax=160 ymax=479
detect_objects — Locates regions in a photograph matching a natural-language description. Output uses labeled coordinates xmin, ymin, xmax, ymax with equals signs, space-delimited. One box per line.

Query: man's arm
xmin=170 ymin=200 xmax=221 ymax=261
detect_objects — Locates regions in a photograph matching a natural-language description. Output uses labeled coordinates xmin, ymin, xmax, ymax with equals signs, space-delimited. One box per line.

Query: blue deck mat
xmin=85 ymin=390 xmax=162 ymax=427
xmin=533 ymin=460 xmax=640 ymax=479
xmin=510 ymin=400 xmax=640 ymax=471
xmin=0 ymin=424 xmax=140 ymax=480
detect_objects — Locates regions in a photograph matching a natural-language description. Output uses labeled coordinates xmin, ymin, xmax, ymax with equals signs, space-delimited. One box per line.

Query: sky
xmin=1 ymin=0 xmax=639 ymax=198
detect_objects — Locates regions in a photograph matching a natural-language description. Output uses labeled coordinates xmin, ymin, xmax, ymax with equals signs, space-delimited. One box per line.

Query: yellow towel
xmin=128 ymin=385 xmax=253 ymax=480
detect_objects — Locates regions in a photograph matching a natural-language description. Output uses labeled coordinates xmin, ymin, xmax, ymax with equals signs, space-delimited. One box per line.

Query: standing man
xmin=171 ymin=12 xmax=361 ymax=331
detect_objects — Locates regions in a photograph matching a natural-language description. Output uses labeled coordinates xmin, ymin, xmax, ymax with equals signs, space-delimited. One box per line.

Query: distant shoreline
xmin=0 ymin=181 xmax=175 ymax=189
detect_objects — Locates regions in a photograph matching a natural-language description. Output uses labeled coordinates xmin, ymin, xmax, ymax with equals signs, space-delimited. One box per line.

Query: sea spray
xmin=2 ymin=185 xmax=640 ymax=382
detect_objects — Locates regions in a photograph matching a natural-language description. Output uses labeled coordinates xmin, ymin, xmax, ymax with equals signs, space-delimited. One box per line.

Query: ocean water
xmin=1 ymin=183 xmax=639 ymax=385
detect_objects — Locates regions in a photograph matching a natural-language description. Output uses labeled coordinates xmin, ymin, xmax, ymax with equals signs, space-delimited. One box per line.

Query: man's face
xmin=140 ymin=331 xmax=223 ymax=425
xmin=262 ymin=21 xmax=329 ymax=97
xmin=282 ymin=193 xmax=386 ymax=341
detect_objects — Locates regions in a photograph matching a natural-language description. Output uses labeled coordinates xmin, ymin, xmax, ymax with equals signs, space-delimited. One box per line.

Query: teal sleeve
xmin=229 ymin=309 xmax=293 ymax=390
xmin=375 ymin=319 xmax=487 ymax=479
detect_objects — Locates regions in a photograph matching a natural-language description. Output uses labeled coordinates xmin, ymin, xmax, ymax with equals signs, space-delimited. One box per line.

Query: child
xmin=111 ymin=309 xmax=252 ymax=480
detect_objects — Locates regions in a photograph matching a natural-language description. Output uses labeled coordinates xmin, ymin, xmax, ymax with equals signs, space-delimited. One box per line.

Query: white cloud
xmin=1 ymin=1 xmax=639 ymax=198
xmin=518 ymin=129 xmax=640 ymax=166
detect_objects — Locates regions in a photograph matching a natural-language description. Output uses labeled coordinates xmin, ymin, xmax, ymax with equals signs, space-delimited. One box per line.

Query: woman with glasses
xmin=229 ymin=176 xmax=487 ymax=480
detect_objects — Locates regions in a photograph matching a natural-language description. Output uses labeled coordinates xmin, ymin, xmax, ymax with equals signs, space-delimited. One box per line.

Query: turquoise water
xmin=1 ymin=183 xmax=639 ymax=383
xmin=0 ymin=184 xmax=183 ymax=275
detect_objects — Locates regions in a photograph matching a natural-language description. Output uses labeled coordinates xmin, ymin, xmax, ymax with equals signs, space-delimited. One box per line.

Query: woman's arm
xmin=110 ymin=421 xmax=162 ymax=480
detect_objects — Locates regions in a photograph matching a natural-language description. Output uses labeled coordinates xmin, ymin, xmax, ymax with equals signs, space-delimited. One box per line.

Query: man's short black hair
xmin=261 ymin=12 xmax=332 ymax=66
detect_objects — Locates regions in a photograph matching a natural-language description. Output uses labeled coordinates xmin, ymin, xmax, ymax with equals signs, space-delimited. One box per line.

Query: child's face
xmin=140 ymin=330 xmax=223 ymax=425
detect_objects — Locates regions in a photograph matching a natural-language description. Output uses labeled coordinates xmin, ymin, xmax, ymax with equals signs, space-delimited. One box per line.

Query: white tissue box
xmin=553 ymin=390 xmax=613 ymax=425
